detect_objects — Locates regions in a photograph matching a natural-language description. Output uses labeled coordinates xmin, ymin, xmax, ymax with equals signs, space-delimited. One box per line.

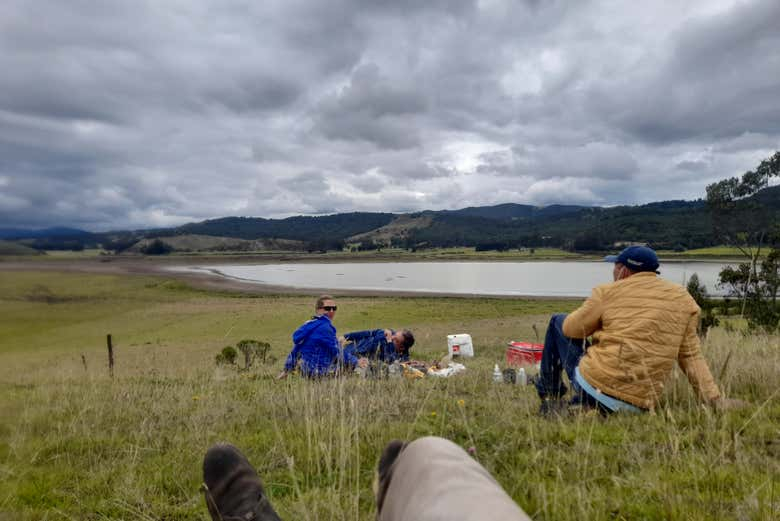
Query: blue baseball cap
xmin=604 ymin=245 xmax=660 ymax=274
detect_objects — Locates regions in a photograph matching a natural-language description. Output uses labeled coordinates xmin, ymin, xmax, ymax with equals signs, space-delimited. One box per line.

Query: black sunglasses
xmin=321 ymin=305 xmax=337 ymax=311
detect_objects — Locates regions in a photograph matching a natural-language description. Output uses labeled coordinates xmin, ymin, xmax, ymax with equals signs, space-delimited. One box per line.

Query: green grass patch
xmin=0 ymin=270 xmax=778 ymax=520
xmin=42 ymin=249 xmax=108 ymax=258
xmin=658 ymin=246 xmax=764 ymax=259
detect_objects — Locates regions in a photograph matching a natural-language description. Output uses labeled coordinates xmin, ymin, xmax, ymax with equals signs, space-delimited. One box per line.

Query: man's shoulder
xmin=635 ymin=273 xmax=690 ymax=295
xmin=615 ymin=274 xmax=697 ymax=306
xmin=587 ymin=280 xmax=616 ymax=299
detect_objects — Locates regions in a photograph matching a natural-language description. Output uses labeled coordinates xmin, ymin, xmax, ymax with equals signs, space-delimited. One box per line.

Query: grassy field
xmin=0 ymin=241 xmax=41 ymax=256
xmin=657 ymin=246 xmax=764 ymax=259
xmin=0 ymin=270 xmax=778 ymax=520
xmin=36 ymin=249 xmax=108 ymax=258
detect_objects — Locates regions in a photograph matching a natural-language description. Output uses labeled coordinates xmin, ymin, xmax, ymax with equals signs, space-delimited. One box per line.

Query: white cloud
xmin=0 ymin=0 xmax=777 ymax=229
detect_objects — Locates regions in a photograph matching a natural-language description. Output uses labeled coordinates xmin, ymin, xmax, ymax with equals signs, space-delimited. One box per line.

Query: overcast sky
xmin=1 ymin=0 xmax=779 ymax=231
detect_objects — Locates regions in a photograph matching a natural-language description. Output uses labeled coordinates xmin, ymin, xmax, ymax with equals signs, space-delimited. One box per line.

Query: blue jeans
xmin=535 ymin=314 xmax=589 ymax=401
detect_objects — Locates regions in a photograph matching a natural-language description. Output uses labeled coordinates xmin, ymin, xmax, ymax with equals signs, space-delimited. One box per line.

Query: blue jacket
xmin=343 ymin=329 xmax=409 ymax=363
xmin=284 ymin=315 xmax=357 ymax=376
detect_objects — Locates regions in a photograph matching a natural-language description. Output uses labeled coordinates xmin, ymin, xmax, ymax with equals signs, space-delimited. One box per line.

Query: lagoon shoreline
xmin=0 ymin=256 xmax=587 ymax=299
xmin=0 ymin=253 xmax=732 ymax=299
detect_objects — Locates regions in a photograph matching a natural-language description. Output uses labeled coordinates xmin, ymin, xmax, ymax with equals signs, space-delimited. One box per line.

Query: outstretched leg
xmin=202 ymin=443 xmax=282 ymax=521
xmin=375 ymin=437 xmax=531 ymax=521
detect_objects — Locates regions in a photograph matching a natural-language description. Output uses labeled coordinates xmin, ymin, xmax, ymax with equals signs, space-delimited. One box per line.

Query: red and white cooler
xmin=506 ymin=341 xmax=543 ymax=367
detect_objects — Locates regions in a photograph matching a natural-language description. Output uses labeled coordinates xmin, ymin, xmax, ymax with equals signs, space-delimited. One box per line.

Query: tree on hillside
xmin=103 ymin=236 xmax=139 ymax=254
xmin=706 ymin=151 xmax=780 ymax=253
xmin=686 ymin=273 xmax=718 ymax=336
xmin=305 ymin=238 xmax=344 ymax=253
xmin=706 ymin=151 xmax=780 ymax=331
xmin=141 ymin=239 xmax=173 ymax=255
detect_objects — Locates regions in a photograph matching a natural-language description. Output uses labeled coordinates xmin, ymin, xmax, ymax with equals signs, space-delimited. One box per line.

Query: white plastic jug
xmin=447 ymin=333 xmax=474 ymax=358
xmin=517 ymin=367 xmax=527 ymax=386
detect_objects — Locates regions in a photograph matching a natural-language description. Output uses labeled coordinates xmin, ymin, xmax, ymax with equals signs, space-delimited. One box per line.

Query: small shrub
xmin=236 ymin=339 xmax=272 ymax=369
xmin=215 ymin=346 xmax=238 ymax=365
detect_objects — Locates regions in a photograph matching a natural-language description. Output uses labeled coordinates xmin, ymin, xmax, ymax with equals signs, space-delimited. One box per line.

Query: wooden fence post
xmin=107 ymin=334 xmax=114 ymax=377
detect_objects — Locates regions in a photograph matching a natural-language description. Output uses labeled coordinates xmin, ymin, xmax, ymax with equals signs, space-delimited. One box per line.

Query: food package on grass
xmin=401 ymin=362 xmax=426 ymax=380
xmin=400 ymin=359 xmax=467 ymax=379
xmin=427 ymin=362 xmax=467 ymax=378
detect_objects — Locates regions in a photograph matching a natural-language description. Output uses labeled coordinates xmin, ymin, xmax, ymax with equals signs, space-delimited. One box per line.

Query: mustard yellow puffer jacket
xmin=564 ymin=272 xmax=721 ymax=409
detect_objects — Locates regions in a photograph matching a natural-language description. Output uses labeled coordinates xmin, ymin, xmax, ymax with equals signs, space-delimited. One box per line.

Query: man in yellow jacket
xmin=536 ymin=245 xmax=736 ymax=414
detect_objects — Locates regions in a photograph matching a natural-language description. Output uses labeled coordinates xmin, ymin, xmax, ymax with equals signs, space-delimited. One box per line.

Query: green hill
xmin=7 ymin=185 xmax=780 ymax=254
xmin=132 ymin=186 xmax=780 ymax=252
xmin=126 ymin=234 xmax=305 ymax=253
xmin=0 ymin=240 xmax=43 ymax=256
xmin=172 ymin=213 xmax=396 ymax=242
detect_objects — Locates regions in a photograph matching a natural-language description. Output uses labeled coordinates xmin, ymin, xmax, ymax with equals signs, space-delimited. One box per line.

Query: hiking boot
xmin=538 ymin=398 xmax=568 ymax=418
xmin=202 ymin=443 xmax=282 ymax=521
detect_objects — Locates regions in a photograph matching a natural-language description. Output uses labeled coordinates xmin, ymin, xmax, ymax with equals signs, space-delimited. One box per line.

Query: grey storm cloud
xmin=313 ymin=63 xmax=427 ymax=149
xmin=592 ymin=1 xmax=780 ymax=144
xmin=676 ymin=160 xmax=709 ymax=172
xmin=0 ymin=0 xmax=778 ymax=230
xmin=278 ymin=171 xmax=330 ymax=194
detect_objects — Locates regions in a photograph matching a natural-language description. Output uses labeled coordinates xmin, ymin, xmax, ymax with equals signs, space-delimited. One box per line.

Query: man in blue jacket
xmin=341 ymin=328 xmax=415 ymax=364
xmin=278 ymin=295 xmax=364 ymax=378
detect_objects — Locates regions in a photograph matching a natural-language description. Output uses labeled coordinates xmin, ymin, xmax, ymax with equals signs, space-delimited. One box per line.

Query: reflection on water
xmin=172 ymin=261 xmax=730 ymax=297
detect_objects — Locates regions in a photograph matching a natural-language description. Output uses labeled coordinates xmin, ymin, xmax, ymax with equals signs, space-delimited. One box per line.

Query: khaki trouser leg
xmin=378 ymin=436 xmax=532 ymax=521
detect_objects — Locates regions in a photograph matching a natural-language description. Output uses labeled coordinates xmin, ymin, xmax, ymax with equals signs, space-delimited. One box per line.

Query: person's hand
xmin=384 ymin=329 xmax=392 ymax=342
xmin=357 ymin=357 xmax=369 ymax=368
xmin=711 ymin=397 xmax=748 ymax=411
xmin=338 ymin=336 xmax=346 ymax=346
xmin=276 ymin=370 xmax=288 ymax=380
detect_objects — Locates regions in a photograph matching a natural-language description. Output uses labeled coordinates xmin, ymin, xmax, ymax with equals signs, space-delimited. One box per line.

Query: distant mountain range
xmin=3 ymin=185 xmax=779 ymax=254
xmin=0 ymin=226 xmax=93 ymax=240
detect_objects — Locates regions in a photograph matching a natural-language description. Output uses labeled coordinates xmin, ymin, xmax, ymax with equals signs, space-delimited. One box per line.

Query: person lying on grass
xmin=340 ymin=328 xmax=415 ymax=365
xmin=278 ymin=295 xmax=367 ymax=379
xmin=535 ymin=245 xmax=745 ymax=415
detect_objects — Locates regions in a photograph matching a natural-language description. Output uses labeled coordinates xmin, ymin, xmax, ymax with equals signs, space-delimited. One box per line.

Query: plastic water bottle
xmin=517 ymin=367 xmax=527 ymax=386
xmin=492 ymin=364 xmax=502 ymax=383
xmin=388 ymin=361 xmax=401 ymax=379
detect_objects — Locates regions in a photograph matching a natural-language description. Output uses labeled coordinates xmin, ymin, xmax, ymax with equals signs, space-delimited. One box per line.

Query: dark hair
xmin=401 ymin=329 xmax=415 ymax=350
xmin=315 ymin=294 xmax=334 ymax=311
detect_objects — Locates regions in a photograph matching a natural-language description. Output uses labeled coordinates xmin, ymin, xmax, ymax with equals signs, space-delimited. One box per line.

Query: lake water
xmin=173 ymin=261 xmax=730 ymax=297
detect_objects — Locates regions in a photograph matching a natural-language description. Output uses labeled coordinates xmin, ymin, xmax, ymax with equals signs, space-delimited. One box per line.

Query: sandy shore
xmin=0 ymin=255 xmax=578 ymax=299
xmin=0 ymin=256 xmax=319 ymax=295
